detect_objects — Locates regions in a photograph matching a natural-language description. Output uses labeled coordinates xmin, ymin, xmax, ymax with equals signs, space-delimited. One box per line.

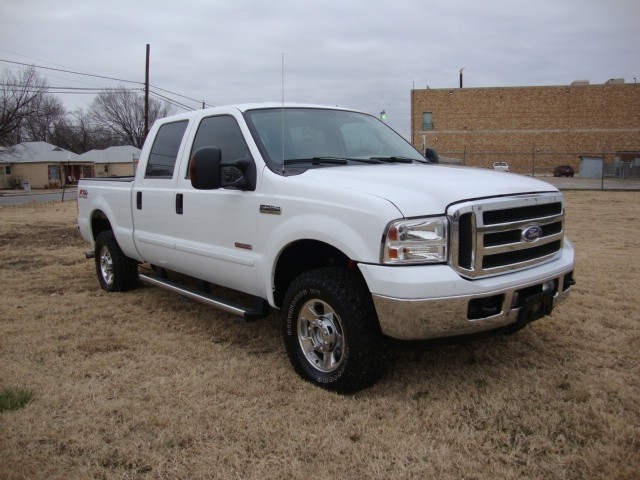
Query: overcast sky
xmin=1 ymin=0 xmax=639 ymax=137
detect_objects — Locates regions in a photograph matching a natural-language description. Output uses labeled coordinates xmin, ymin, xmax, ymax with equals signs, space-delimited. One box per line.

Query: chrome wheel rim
xmin=297 ymin=299 xmax=345 ymax=372
xmin=99 ymin=245 xmax=114 ymax=286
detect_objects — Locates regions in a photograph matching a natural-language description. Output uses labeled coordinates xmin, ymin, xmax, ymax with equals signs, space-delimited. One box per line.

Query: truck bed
xmin=80 ymin=176 xmax=134 ymax=183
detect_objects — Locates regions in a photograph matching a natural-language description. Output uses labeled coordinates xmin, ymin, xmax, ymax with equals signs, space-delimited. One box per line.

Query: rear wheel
xmin=94 ymin=231 xmax=138 ymax=292
xmin=282 ymin=267 xmax=385 ymax=393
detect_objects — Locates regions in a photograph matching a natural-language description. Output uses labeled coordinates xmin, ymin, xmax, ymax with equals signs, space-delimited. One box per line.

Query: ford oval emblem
xmin=522 ymin=225 xmax=543 ymax=242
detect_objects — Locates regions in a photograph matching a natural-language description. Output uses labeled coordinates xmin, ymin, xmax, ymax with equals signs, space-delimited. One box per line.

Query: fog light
xmin=542 ymin=280 xmax=555 ymax=292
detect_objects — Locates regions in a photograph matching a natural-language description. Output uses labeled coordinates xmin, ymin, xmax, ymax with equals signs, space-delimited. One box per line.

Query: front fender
xmin=257 ymin=202 xmax=399 ymax=305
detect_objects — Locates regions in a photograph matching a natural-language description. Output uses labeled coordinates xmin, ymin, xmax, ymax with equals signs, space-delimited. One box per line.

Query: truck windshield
xmin=243 ymin=108 xmax=426 ymax=172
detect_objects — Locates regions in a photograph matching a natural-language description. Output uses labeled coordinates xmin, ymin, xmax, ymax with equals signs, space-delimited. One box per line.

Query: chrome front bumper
xmin=360 ymin=242 xmax=575 ymax=340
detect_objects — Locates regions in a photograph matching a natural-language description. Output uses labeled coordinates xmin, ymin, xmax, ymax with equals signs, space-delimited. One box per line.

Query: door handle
xmin=176 ymin=193 xmax=183 ymax=214
xmin=136 ymin=191 xmax=142 ymax=210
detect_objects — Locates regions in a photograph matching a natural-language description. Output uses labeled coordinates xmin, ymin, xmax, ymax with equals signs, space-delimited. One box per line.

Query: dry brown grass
xmin=0 ymin=191 xmax=639 ymax=479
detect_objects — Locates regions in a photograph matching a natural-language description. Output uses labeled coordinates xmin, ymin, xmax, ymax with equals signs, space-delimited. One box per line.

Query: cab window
xmin=188 ymin=115 xmax=252 ymax=183
xmin=145 ymin=120 xmax=188 ymax=178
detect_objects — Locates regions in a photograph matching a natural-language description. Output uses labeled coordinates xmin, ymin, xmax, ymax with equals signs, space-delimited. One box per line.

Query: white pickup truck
xmin=78 ymin=103 xmax=575 ymax=393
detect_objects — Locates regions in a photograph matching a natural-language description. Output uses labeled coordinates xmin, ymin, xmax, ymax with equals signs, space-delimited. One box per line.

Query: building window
xmin=5 ymin=166 xmax=11 ymax=175
xmin=83 ymin=165 xmax=92 ymax=178
xmin=48 ymin=165 xmax=60 ymax=182
xmin=104 ymin=165 xmax=109 ymax=173
xmin=422 ymin=112 xmax=434 ymax=131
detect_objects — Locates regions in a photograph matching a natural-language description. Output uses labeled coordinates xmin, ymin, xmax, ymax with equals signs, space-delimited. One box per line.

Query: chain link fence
xmin=435 ymin=149 xmax=640 ymax=189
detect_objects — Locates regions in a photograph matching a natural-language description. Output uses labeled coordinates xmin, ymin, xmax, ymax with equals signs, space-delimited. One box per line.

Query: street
xmin=0 ymin=189 xmax=77 ymax=206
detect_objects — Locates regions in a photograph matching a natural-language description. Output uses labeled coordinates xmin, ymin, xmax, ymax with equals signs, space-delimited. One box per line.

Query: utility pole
xmin=61 ymin=153 xmax=70 ymax=203
xmin=144 ymin=44 xmax=150 ymax=141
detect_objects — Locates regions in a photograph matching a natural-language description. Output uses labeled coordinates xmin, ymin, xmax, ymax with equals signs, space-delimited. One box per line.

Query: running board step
xmin=138 ymin=273 xmax=270 ymax=321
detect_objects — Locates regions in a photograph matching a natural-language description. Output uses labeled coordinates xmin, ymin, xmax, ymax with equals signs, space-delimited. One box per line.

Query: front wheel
xmin=94 ymin=231 xmax=138 ymax=292
xmin=282 ymin=267 xmax=385 ymax=393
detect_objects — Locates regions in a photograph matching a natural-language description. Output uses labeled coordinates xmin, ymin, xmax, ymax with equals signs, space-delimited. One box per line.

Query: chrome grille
xmin=449 ymin=193 xmax=565 ymax=279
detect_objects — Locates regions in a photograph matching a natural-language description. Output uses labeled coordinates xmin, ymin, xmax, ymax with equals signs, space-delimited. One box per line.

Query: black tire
xmin=282 ymin=267 xmax=385 ymax=393
xmin=94 ymin=231 xmax=138 ymax=292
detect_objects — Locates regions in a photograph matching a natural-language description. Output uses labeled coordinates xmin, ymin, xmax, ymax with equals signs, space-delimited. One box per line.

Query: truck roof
xmin=232 ymin=102 xmax=357 ymax=112
xmin=154 ymin=102 xmax=360 ymax=124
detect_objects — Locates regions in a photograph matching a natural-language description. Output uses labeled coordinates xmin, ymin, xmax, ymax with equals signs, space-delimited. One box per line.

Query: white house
xmin=78 ymin=145 xmax=140 ymax=177
xmin=0 ymin=142 xmax=85 ymax=189
xmin=0 ymin=142 xmax=141 ymax=189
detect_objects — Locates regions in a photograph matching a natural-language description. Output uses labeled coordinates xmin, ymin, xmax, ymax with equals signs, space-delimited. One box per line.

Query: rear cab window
xmin=145 ymin=120 xmax=189 ymax=178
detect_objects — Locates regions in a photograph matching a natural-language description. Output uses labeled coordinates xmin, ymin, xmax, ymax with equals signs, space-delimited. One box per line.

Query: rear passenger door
xmin=132 ymin=119 xmax=190 ymax=266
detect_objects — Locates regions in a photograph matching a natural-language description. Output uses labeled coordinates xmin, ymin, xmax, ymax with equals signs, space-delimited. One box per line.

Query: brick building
xmin=411 ymin=80 xmax=640 ymax=176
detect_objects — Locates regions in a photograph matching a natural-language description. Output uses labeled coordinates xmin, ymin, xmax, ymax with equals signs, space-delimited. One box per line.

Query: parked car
xmin=554 ymin=165 xmax=575 ymax=177
xmin=493 ymin=161 xmax=509 ymax=172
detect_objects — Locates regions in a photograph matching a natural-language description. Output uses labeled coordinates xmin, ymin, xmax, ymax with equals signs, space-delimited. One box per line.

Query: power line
xmin=0 ymin=57 xmax=215 ymax=110
xmin=0 ymin=84 xmax=142 ymax=97
xmin=148 ymin=90 xmax=195 ymax=111
xmin=2 ymin=81 xmax=194 ymax=111
xmin=47 ymin=91 xmax=119 ymax=95
xmin=0 ymin=58 xmax=143 ymax=85
xmin=0 ymin=48 xmax=92 ymax=74
xmin=0 ymin=82 xmax=141 ymax=92
xmin=150 ymin=84 xmax=214 ymax=108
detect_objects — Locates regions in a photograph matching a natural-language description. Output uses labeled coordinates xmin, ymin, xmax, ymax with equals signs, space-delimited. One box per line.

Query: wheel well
xmin=91 ymin=210 xmax=112 ymax=242
xmin=273 ymin=240 xmax=353 ymax=307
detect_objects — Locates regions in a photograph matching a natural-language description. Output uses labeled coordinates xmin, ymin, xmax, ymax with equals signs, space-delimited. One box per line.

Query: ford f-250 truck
xmin=78 ymin=103 xmax=575 ymax=393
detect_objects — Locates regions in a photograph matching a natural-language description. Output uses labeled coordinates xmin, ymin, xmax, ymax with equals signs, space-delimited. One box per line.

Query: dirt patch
xmin=0 ymin=193 xmax=639 ymax=479
xmin=0 ymin=224 xmax=83 ymax=250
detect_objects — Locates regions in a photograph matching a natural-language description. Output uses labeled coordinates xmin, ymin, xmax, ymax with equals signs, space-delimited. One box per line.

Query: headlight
xmin=382 ymin=216 xmax=448 ymax=264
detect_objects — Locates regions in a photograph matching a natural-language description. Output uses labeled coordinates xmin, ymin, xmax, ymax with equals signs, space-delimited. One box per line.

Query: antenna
xmin=281 ymin=52 xmax=285 ymax=174
xmin=144 ymin=44 xmax=150 ymax=140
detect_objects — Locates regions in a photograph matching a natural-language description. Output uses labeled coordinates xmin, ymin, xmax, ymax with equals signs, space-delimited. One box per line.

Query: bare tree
xmin=50 ymin=108 xmax=116 ymax=154
xmin=89 ymin=87 xmax=174 ymax=148
xmin=23 ymin=95 xmax=66 ymax=143
xmin=0 ymin=65 xmax=59 ymax=146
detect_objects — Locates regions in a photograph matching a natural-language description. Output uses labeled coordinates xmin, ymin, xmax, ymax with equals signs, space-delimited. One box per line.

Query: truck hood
xmin=300 ymin=163 xmax=558 ymax=217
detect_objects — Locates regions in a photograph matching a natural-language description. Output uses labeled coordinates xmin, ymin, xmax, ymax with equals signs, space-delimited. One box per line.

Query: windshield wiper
xmin=345 ymin=158 xmax=382 ymax=164
xmin=369 ymin=156 xmax=417 ymax=163
xmin=284 ymin=157 xmax=349 ymax=165
xmin=283 ymin=156 xmax=419 ymax=166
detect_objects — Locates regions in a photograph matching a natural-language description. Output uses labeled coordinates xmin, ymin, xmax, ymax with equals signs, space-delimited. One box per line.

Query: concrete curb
xmin=0 ymin=187 xmax=77 ymax=197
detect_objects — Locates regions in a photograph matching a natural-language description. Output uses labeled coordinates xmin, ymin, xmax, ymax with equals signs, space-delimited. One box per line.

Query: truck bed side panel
xmin=77 ymin=178 xmax=141 ymax=261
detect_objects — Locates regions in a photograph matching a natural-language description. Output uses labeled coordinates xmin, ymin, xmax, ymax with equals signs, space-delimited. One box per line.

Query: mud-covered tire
xmin=94 ymin=231 xmax=138 ymax=292
xmin=282 ymin=267 xmax=386 ymax=393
